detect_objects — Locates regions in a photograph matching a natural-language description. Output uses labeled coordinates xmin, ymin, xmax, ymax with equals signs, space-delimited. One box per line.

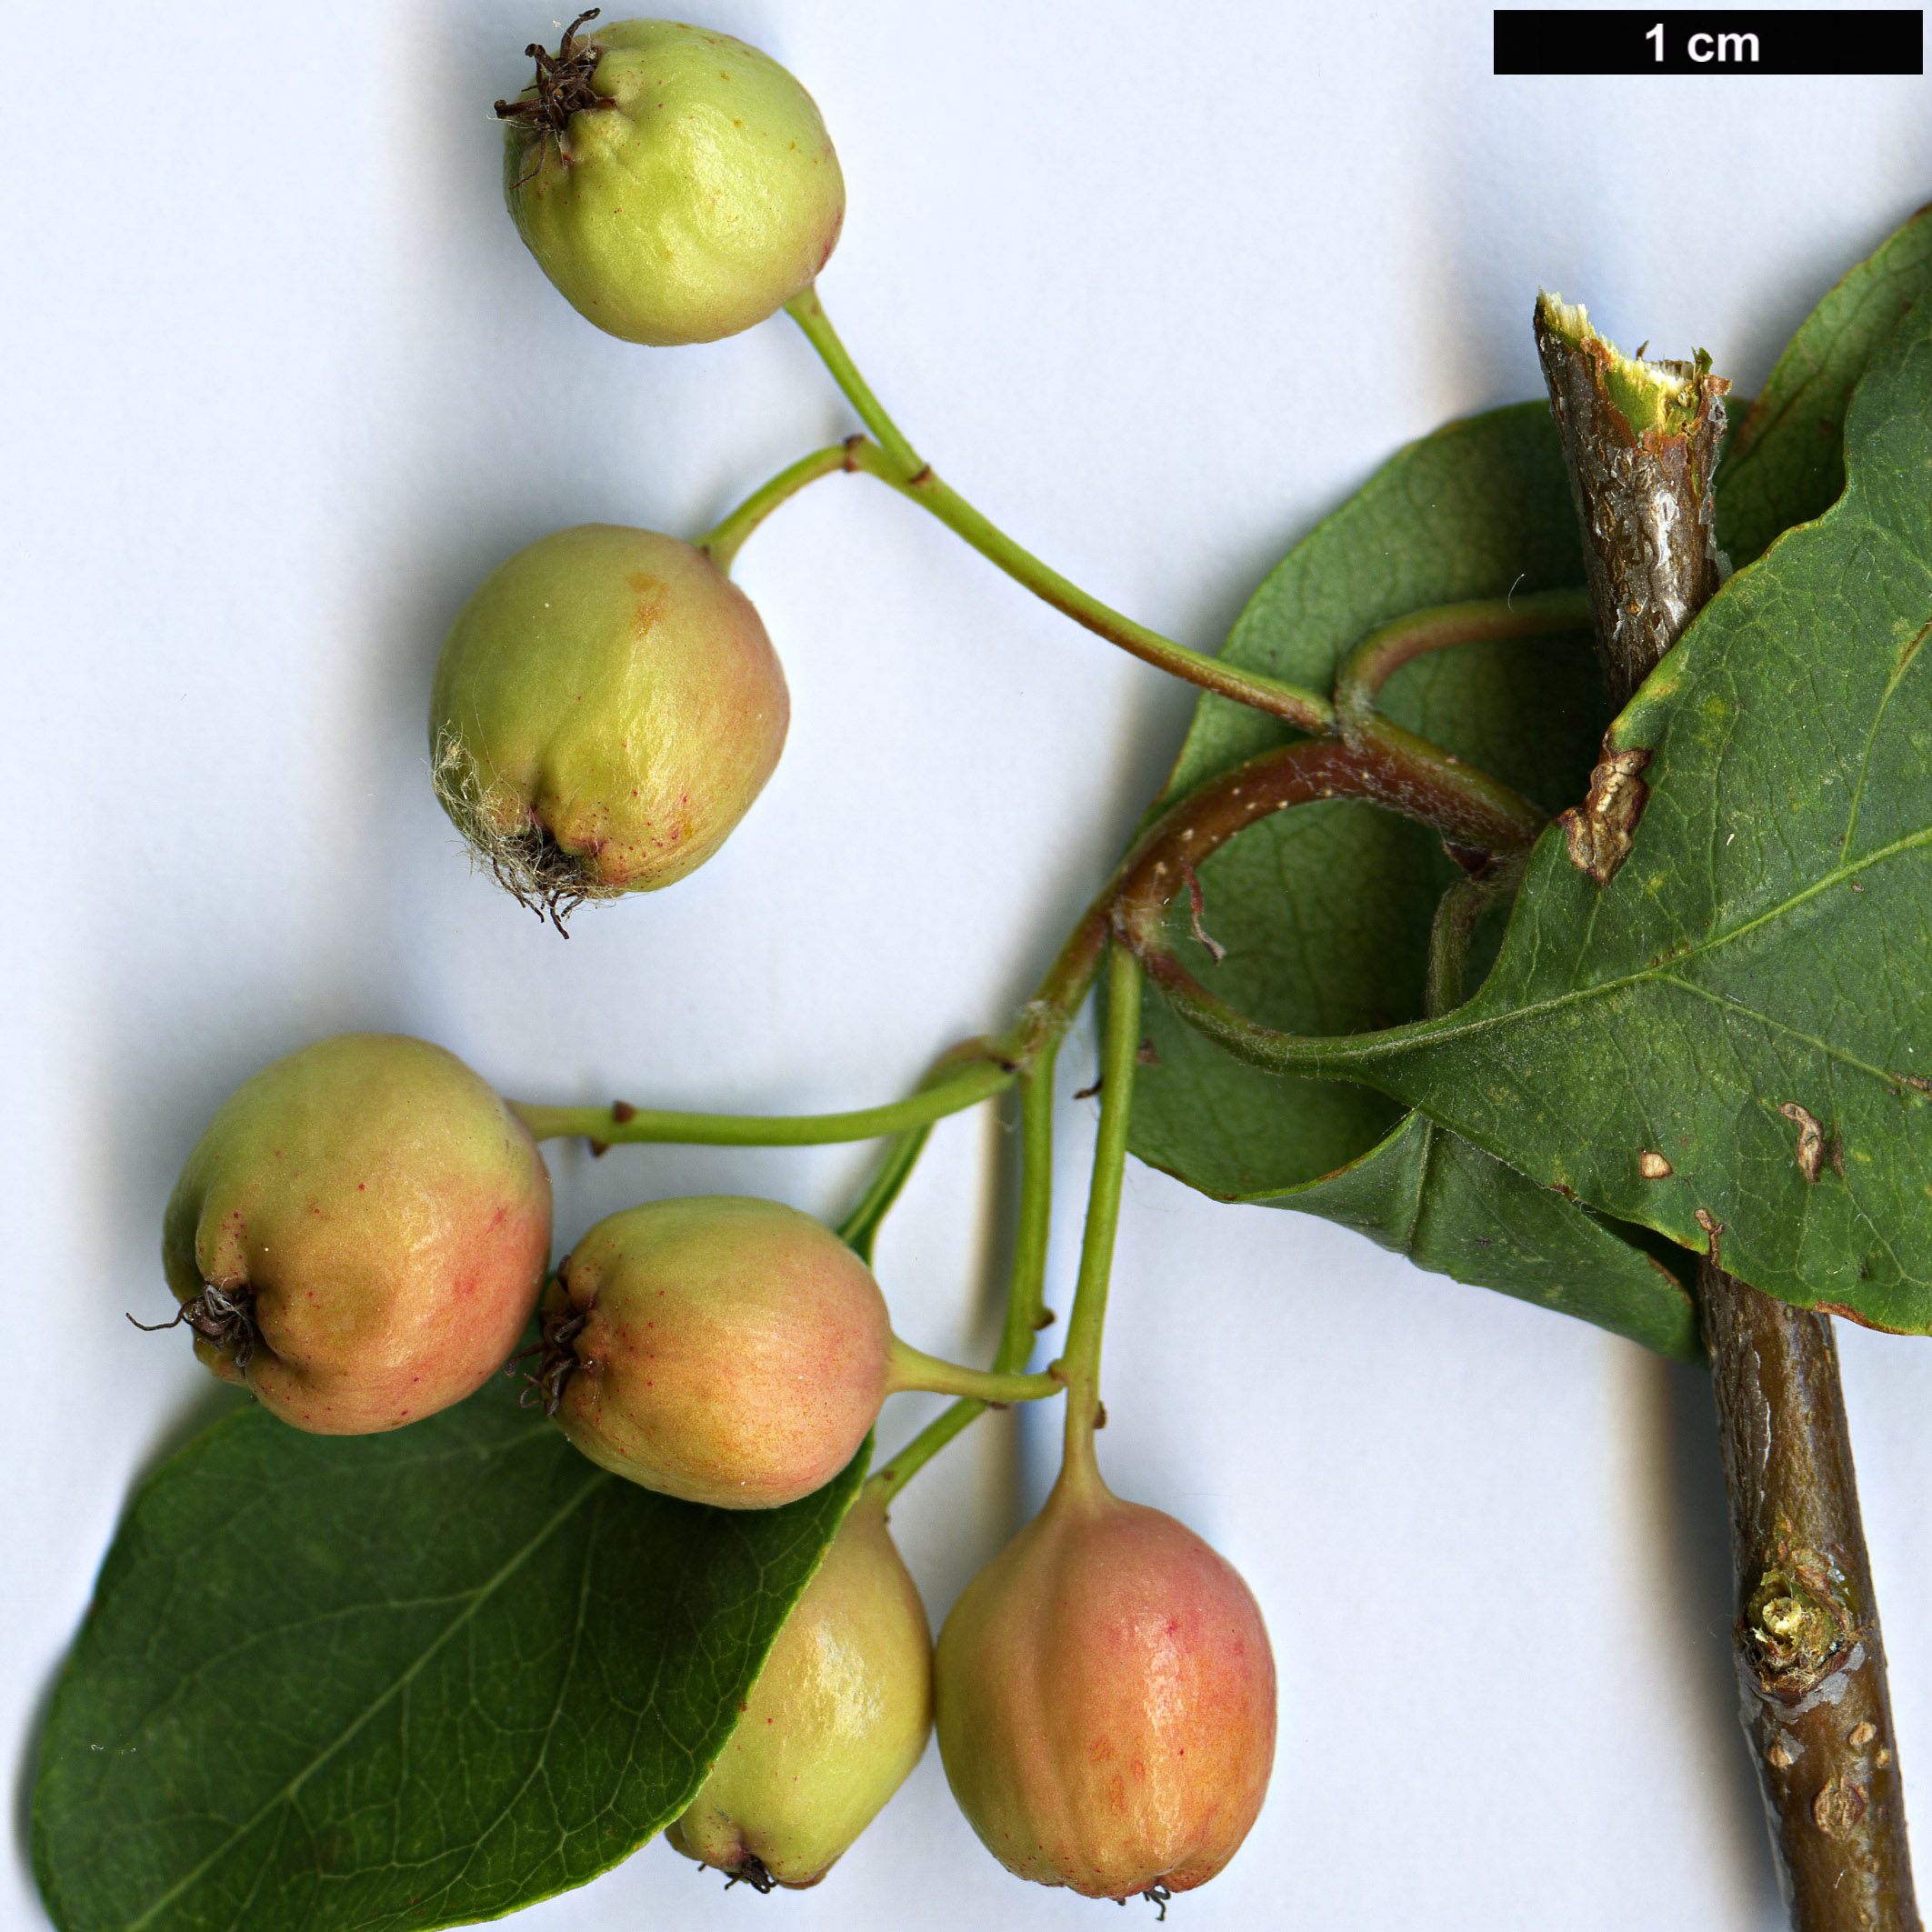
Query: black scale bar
xmin=1495 ymin=9 xmax=1923 ymax=74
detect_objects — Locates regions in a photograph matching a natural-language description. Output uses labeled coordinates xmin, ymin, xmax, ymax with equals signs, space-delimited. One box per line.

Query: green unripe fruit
xmin=934 ymin=1453 xmax=1276 ymax=1900
xmin=158 ymin=1035 xmax=553 ymax=1435
xmin=430 ymin=524 xmax=788 ymax=921
xmin=666 ymin=1497 xmax=933 ymax=1888
xmin=499 ymin=15 xmax=845 ymax=346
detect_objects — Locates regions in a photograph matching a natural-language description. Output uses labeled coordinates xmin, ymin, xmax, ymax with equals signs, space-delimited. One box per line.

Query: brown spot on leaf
xmin=1897 ymin=615 xmax=1929 ymax=678
xmin=1557 ymin=747 xmax=1651 ymax=885
xmin=1780 ymin=1103 xmax=1827 ymax=1183
xmin=1639 ymin=1150 xmax=1673 ymax=1179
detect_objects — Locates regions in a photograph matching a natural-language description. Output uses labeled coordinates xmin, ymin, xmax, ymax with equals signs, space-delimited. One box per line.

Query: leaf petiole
xmin=992 ymin=732 xmax=1538 ymax=1096
xmin=1331 ymin=588 xmax=1594 ymax=743
xmin=1425 ymin=854 xmax=1526 ymax=1018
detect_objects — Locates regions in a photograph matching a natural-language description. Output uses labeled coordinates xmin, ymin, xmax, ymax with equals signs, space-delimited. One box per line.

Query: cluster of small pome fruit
xmin=146 ymin=15 xmax=1278 ymax=1907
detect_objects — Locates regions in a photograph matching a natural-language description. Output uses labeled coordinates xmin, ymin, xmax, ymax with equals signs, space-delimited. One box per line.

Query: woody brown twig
xmin=1532 ymin=294 xmax=1728 ymax=711
xmin=1703 ymin=1268 xmax=1916 ymax=1926
xmin=1535 ymin=292 xmax=1918 ymax=1931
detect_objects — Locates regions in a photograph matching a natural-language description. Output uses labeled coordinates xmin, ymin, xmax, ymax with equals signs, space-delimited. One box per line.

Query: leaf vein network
xmin=121 ymin=1467 xmax=613 ymax=1932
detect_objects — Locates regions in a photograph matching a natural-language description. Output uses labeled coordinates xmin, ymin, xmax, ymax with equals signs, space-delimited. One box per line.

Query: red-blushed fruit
xmin=933 ymin=1446 xmax=1276 ymax=1899
xmin=159 ymin=1034 xmax=552 ymax=1434
xmin=666 ymin=1495 xmax=933 ymax=1888
xmin=539 ymin=1196 xmax=886 ymax=1509
xmin=429 ymin=524 xmax=788 ymax=924
xmin=536 ymin=1196 xmax=1056 ymax=1509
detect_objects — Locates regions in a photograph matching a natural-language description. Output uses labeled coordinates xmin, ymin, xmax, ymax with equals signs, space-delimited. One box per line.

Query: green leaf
xmin=1132 ymin=796 xmax=1431 ymax=1196
xmin=1164 ymin=403 xmax=1597 ymax=804
xmin=1131 ymin=405 xmax=1697 ymax=1355
xmin=1286 ymin=1114 xmax=1699 ymax=1361
xmin=1305 ymin=298 xmax=1932 ymax=1330
xmin=33 ymin=1370 xmax=865 ymax=1932
xmin=1717 ymin=202 xmax=1932 ymax=571
xmin=1130 ymin=215 xmax=1932 ymax=1352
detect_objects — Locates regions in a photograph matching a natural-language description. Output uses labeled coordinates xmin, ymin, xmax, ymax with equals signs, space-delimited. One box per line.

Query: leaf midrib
xmin=123 ymin=1461 xmax=612 ymax=1932
xmin=405 ymin=1495 xmax=616 ymax=1927
xmin=1327 ymin=819 xmax=1932 ymax=1077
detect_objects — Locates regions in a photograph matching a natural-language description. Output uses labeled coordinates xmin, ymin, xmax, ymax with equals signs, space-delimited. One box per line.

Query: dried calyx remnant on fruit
xmin=154 ymin=1034 xmax=553 ymax=1435
xmin=666 ymin=1493 xmax=933 ymax=1889
xmin=533 ymin=1195 xmax=1061 ymax=1509
xmin=498 ymin=13 xmax=845 ymax=345
xmin=934 ymin=1431 xmax=1276 ymax=1901
xmin=430 ymin=524 xmax=789 ymax=926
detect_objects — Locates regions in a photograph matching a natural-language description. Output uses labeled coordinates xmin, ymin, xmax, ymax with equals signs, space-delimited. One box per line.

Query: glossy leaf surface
xmin=1130 ymin=405 xmax=1698 ymax=1353
xmin=1309 ymin=299 xmax=1932 ymax=1329
xmin=1163 ymin=402 xmax=1596 ymax=802
xmin=1286 ymin=1112 xmax=1698 ymax=1359
xmin=33 ymin=1374 xmax=865 ymax=1932
xmin=1717 ymin=202 xmax=1932 ymax=571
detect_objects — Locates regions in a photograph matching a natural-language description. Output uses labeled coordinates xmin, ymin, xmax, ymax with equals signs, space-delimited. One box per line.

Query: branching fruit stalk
xmin=509 ymin=1046 xmax=1013 ymax=1150
xmin=864 ymin=1043 xmax=1063 ymax=1509
xmin=705 ymin=294 xmax=1580 ymax=863
xmin=1051 ymin=942 xmax=1143 ymax=1465
xmin=767 ymin=947 xmax=1137 ymax=1511
xmin=1534 ymin=292 xmax=1918 ymax=1931
xmin=786 ymin=290 xmax=1554 ymax=836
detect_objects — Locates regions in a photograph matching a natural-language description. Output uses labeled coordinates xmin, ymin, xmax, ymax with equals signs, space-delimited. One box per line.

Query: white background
xmin=7 ymin=3 xmax=1931 ymax=1927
